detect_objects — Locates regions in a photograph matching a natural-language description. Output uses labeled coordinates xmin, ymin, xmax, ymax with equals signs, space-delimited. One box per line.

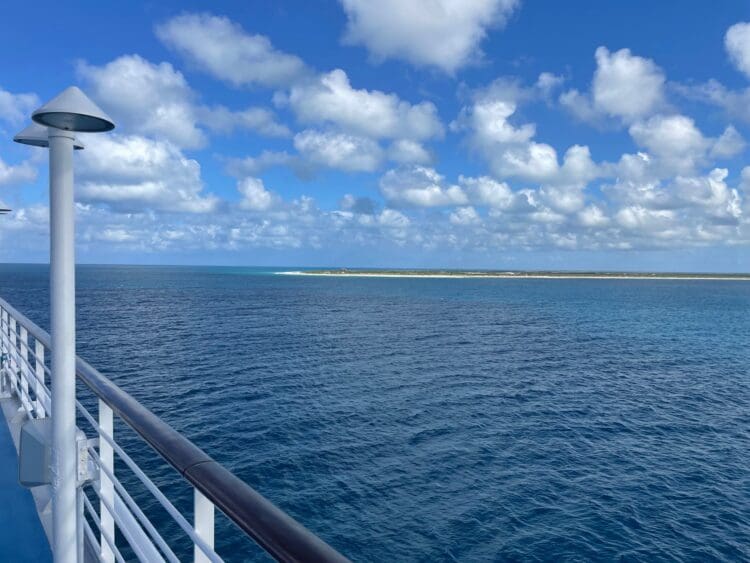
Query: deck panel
xmin=0 ymin=398 xmax=52 ymax=562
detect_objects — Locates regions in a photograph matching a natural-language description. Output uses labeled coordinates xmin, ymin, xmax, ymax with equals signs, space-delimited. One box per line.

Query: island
xmin=277 ymin=269 xmax=750 ymax=280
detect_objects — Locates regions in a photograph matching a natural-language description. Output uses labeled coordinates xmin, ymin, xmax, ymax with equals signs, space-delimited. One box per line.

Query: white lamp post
xmin=15 ymin=86 xmax=114 ymax=563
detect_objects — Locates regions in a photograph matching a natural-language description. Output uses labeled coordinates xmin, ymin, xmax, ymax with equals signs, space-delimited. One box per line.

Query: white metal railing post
xmin=0 ymin=308 xmax=6 ymax=394
xmin=9 ymin=316 xmax=17 ymax=393
xmin=99 ymin=400 xmax=115 ymax=563
xmin=35 ymin=339 xmax=46 ymax=417
xmin=19 ymin=326 xmax=30 ymax=413
xmin=194 ymin=489 xmax=215 ymax=563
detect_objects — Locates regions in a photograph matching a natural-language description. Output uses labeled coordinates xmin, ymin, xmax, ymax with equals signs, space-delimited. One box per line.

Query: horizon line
xmin=0 ymin=261 xmax=749 ymax=276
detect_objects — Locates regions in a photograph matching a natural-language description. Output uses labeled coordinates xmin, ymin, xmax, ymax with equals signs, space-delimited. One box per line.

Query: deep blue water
xmin=0 ymin=264 xmax=749 ymax=562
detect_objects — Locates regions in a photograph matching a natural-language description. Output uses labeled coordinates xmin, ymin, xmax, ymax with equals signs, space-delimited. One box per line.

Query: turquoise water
xmin=0 ymin=264 xmax=748 ymax=561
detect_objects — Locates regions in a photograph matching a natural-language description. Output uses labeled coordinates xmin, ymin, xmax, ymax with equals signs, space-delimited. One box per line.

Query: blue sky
xmin=2 ymin=0 xmax=750 ymax=271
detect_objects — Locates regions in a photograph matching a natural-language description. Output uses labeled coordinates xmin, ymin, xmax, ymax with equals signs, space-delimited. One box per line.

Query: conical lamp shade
xmin=32 ymin=86 xmax=115 ymax=133
xmin=14 ymin=122 xmax=85 ymax=149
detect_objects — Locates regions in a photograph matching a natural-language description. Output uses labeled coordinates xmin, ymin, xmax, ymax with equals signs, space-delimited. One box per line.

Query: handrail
xmin=0 ymin=296 xmax=349 ymax=563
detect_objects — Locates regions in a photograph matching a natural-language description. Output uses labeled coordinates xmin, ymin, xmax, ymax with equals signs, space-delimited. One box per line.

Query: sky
xmin=1 ymin=0 xmax=750 ymax=271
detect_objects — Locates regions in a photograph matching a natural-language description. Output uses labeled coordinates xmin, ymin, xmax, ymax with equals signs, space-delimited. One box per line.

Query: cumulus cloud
xmin=340 ymin=194 xmax=378 ymax=214
xmin=294 ymin=129 xmax=384 ymax=172
xmin=628 ymin=114 xmax=709 ymax=174
xmin=536 ymin=72 xmax=565 ymax=99
xmin=238 ymin=177 xmax=278 ymax=211
xmin=676 ymin=21 xmax=750 ymax=126
xmin=225 ymin=151 xmax=296 ymax=177
xmin=0 ymin=87 xmax=39 ymax=126
xmin=0 ymin=157 xmax=36 ymax=186
xmin=460 ymin=175 xmax=514 ymax=209
xmin=673 ymin=168 xmax=741 ymax=223
xmin=577 ymin=205 xmax=610 ymax=227
xmin=561 ymin=46 xmax=666 ymax=124
xmin=453 ymin=80 xmax=599 ymax=185
xmin=380 ymin=166 xmax=468 ymax=207
xmin=197 ymin=105 xmax=291 ymax=137
xmin=79 ymin=54 xmax=292 ymax=149
xmin=78 ymin=55 xmax=206 ymax=149
xmin=286 ymin=69 xmax=443 ymax=140
xmin=710 ymin=125 xmax=745 ymax=159
xmin=449 ymin=206 xmax=481 ymax=225
xmin=726 ymin=22 xmax=750 ymax=79
xmin=77 ymin=134 xmax=219 ymax=213
xmin=626 ymin=115 xmax=743 ymax=177
xmin=615 ymin=206 xmax=676 ymax=232
xmin=156 ymin=13 xmax=308 ymax=88
xmin=387 ymin=139 xmax=432 ymax=164
xmin=3 ymin=15 xmax=749 ymax=261
xmin=339 ymin=0 xmax=518 ymax=73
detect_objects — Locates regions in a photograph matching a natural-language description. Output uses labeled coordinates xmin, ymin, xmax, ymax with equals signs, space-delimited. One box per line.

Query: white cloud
xmin=197 ymin=106 xmax=291 ymax=137
xmin=286 ymin=69 xmax=443 ymax=140
xmin=339 ymin=0 xmax=518 ymax=73
xmin=79 ymin=54 xmax=293 ymax=149
xmin=673 ymin=168 xmax=741 ymax=222
xmin=559 ymin=89 xmax=602 ymax=124
xmin=340 ymin=194 xmax=377 ymax=214
xmin=460 ymin=175 xmax=514 ymax=209
xmin=494 ymin=142 xmax=559 ymax=182
xmin=592 ymin=47 xmax=665 ymax=120
xmin=726 ymin=22 xmax=750 ymax=79
xmin=225 ymin=151 xmax=296 ymax=177
xmin=78 ymin=55 xmax=206 ymax=149
xmin=628 ymin=114 xmax=711 ymax=174
xmin=238 ymin=177 xmax=277 ymax=211
xmin=77 ymin=134 xmax=219 ymax=213
xmin=675 ymin=79 xmax=750 ymax=124
xmin=466 ymin=97 xmax=535 ymax=145
xmin=294 ymin=129 xmax=384 ymax=172
xmin=541 ymin=185 xmax=586 ymax=214
xmin=710 ymin=125 xmax=745 ymax=159
xmin=387 ymin=139 xmax=432 ymax=164
xmin=577 ymin=205 xmax=610 ymax=227
xmin=380 ymin=166 xmax=468 ymax=207
xmin=156 ymin=13 xmax=308 ymax=88
xmin=615 ymin=206 xmax=676 ymax=232
xmin=449 ymin=206 xmax=481 ymax=225
xmin=453 ymin=80 xmax=600 ymax=186
xmin=0 ymin=87 xmax=39 ymax=126
xmin=536 ymin=72 xmax=565 ymax=99
xmin=0 ymin=157 xmax=36 ymax=186
xmin=561 ymin=46 xmax=666 ymax=124
xmin=377 ymin=208 xmax=410 ymax=229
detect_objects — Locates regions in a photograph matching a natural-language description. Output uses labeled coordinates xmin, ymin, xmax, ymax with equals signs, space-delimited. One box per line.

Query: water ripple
xmin=0 ymin=265 xmax=748 ymax=562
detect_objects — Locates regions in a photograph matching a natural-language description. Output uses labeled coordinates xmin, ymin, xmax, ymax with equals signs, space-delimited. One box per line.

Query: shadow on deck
xmin=0 ymin=396 xmax=52 ymax=562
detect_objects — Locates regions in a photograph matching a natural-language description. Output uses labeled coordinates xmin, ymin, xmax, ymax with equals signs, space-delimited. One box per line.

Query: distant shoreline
xmin=277 ymin=270 xmax=750 ymax=281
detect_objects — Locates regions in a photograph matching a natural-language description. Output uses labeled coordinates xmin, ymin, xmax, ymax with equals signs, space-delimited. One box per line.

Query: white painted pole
xmin=35 ymin=340 xmax=46 ymax=417
xmin=48 ymin=128 xmax=78 ymax=563
xmin=20 ymin=326 xmax=30 ymax=412
xmin=194 ymin=489 xmax=215 ymax=563
xmin=99 ymin=400 xmax=115 ymax=563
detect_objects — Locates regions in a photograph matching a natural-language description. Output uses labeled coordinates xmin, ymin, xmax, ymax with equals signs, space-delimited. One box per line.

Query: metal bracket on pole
xmin=76 ymin=432 xmax=96 ymax=487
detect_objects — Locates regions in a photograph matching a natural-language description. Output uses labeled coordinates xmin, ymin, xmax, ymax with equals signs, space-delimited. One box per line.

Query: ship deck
xmin=0 ymin=396 xmax=52 ymax=562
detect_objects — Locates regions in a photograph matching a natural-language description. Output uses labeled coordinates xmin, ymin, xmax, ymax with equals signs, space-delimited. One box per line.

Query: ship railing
xmin=0 ymin=296 xmax=348 ymax=563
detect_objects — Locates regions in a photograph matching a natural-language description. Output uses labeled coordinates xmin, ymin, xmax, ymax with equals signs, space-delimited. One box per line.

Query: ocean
xmin=0 ymin=264 xmax=748 ymax=561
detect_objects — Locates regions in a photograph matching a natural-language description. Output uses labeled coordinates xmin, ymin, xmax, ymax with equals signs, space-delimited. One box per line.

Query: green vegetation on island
xmin=292 ymin=269 xmax=750 ymax=280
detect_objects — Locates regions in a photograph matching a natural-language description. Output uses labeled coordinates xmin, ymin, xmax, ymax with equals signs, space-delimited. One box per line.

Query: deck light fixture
xmin=14 ymin=86 xmax=114 ymax=563
xmin=14 ymin=122 xmax=85 ymax=150
xmin=32 ymin=86 xmax=115 ymax=133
